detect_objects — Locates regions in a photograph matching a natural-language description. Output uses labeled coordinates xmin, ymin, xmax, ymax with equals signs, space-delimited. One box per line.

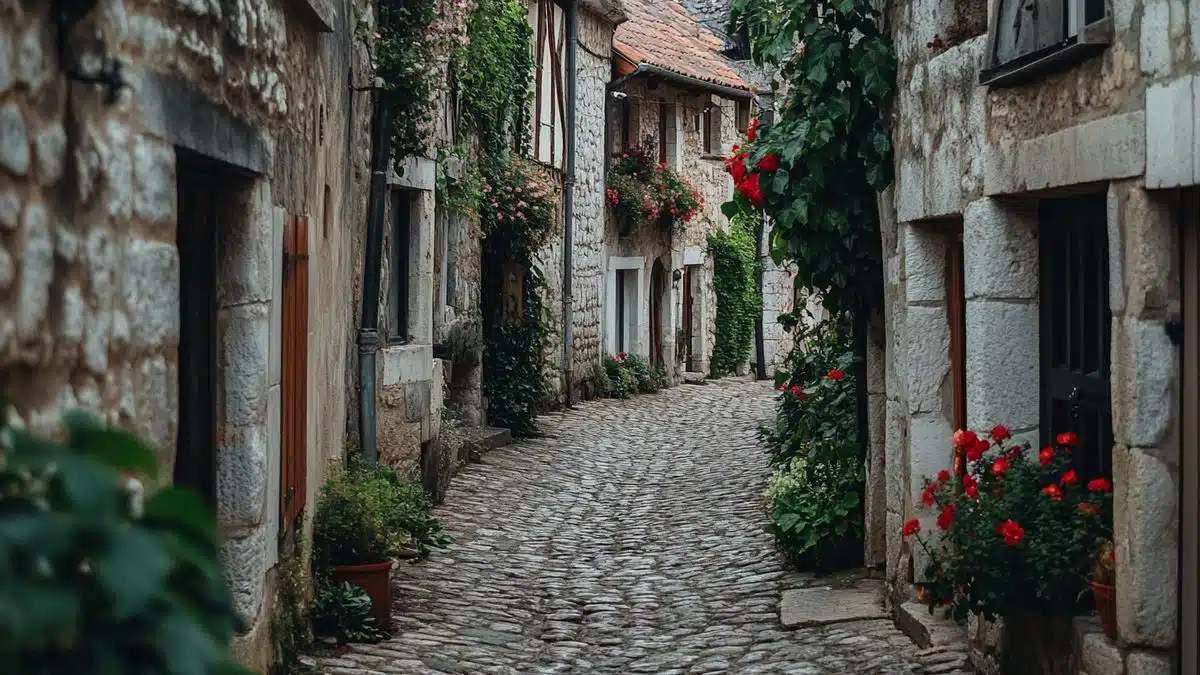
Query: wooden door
xmin=175 ymin=156 xmax=219 ymax=509
xmin=281 ymin=215 xmax=309 ymax=528
xmin=1039 ymin=195 xmax=1113 ymax=482
xmin=650 ymin=262 xmax=665 ymax=366
xmin=1182 ymin=196 xmax=1199 ymax=675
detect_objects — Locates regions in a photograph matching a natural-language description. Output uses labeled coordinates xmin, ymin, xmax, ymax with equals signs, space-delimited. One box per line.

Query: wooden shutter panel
xmin=281 ymin=215 xmax=310 ymax=527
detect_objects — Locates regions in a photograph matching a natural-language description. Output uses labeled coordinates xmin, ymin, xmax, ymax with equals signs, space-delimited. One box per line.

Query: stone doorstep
xmin=779 ymin=580 xmax=888 ymax=629
xmin=894 ymin=601 xmax=969 ymax=650
xmin=466 ymin=426 xmax=512 ymax=462
xmin=682 ymin=371 xmax=708 ymax=384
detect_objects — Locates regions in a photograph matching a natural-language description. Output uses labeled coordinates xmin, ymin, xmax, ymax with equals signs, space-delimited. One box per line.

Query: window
xmin=616 ymin=269 xmax=629 ymax=352
xmin=736 ymin=99 xmax=751 ymax=135
xmin=658 ymin=103 xmax=677 ymax=167
xmin=702 ymin=105 xmax=718 ymax=156
xmin=610 ymin=97 xmax=634 ymax=156
xmin=980 ymin=0 xmax=1111 ymax=86
xmin=389 ymin=191 xmax=411 ymax=342
xmin=530 ymin=0 xmax=567 ymax=168
xmin=1039 ymin=195 xmax=1112 ymax=482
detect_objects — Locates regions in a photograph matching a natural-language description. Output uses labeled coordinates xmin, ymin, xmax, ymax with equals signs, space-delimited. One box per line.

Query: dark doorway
xmin=682 ymin=265 xmax=698 ymax=371
xmin=1038 ymin=195 xmax=1113 ymax=482
xmin=615 ymin=269 xmax=629 ymax=353
xmin=650 ymin=261 xmax=667 ymax=367
xmin=175 ymin=153 xmax=221 ymax=508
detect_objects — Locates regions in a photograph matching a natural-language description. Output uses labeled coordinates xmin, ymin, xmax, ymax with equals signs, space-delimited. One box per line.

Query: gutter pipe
xmin=357 ymin=92 xmax=395 ymax=469
xmin=607 ymin=63 xmax=754 ymax=100
xmin=562 ymin=0 xmax=578 ymax=406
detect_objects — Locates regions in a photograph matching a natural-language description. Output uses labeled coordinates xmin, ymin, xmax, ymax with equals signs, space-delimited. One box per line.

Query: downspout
xmin=562 ymin=0 xmax=578 ymax=406
xmin=753 ymin=101 xmax=774 ymax=380
xmin=357 ymin=92 xmax=395 ymax=468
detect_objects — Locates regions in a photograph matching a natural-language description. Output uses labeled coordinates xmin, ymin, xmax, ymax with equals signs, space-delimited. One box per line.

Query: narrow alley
xmin=311 ymin=381 xmax=957 ymax=674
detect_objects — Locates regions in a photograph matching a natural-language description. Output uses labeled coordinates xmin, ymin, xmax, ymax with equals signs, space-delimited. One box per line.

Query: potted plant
xmin=1091 ymin=539 xmax=1118 ymax=639
xmin=312 ymin=462 xmax=451 ymax=628
xmin=904 ymin=427 xmax=1114 ymax=675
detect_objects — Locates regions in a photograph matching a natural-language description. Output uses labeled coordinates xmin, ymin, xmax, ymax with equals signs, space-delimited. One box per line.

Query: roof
xmin=613 ymin=0 xmax=750 ymax=93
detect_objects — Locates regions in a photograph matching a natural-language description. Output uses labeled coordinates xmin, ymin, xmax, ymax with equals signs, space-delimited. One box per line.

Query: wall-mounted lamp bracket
xmin=55 ymin=0 xmax=127 ymax=103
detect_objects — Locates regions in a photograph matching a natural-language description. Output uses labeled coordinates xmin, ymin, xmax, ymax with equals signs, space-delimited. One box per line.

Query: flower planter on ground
xmin=332 ymin=561 xmax=394 ymax=626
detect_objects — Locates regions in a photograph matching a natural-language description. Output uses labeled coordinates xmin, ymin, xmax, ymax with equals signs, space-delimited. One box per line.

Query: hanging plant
xmin=606 ymin=143 xmax=703 ymax=236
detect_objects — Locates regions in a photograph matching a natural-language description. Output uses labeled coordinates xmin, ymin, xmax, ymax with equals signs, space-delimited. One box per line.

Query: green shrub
xmin=708 ymin=212 xmax=762 ymax=376
xmin=650 ymin=364 xmax=668 ymax=391
xmin=623 ymin=354 xmax=656 ymax=393
xmin=311 ymin=579 xmax=387 ymax=645
xmin=312 ymin=460 xmax=451 ymax=569
xmin=0 ymin=405 xmax=251 ymax=675
xmin=601 ymin=354 xmax=635 ymax=399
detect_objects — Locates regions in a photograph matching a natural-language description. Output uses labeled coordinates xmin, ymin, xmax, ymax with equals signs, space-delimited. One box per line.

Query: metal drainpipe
xmin=562 ymin=0 xmax=578 ymax=407
xmin=753 ymin=101 xmax=774 ymax=380
xmin=357 ymin=92 xmax=395 ymax=468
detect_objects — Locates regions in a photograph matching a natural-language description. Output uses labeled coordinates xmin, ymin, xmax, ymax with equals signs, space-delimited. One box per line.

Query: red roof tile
xmin=614 ymin=0 xmax=749 ymax=92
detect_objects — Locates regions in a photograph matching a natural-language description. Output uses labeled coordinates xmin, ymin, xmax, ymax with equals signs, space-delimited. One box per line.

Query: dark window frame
xmin=388 ymin=190 xmax=411 ymax=344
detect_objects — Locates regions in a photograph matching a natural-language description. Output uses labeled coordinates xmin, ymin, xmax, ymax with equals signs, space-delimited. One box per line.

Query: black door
xmin=175 ymin=154 xmax=219 ymax=508
xmin=1039 ymin=195 xmax=1113 ymax=482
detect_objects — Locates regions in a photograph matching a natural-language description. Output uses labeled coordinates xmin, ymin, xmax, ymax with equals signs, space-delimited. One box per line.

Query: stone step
xmin=467 ymin=426 xmax=512 ymax=462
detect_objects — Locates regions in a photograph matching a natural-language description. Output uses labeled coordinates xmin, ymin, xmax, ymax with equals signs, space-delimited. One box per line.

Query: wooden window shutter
xmin=281 ymin=215 xmax=310 ymax=527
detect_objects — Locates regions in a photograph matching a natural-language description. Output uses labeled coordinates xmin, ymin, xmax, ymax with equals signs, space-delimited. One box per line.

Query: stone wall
xmin=0 ymin=0 xmax=373 ymax=669
xmin=880 ymin=0 xmax=1185 ymax=668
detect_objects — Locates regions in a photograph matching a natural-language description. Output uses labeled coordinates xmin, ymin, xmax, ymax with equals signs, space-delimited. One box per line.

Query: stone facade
xmin=0 ymin=0 xmax=374 ymax=669
xmin=878 ymin=0 xmax=1190 ymax=669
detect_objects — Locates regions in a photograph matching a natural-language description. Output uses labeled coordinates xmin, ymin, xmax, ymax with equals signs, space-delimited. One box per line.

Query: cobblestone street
xmin=312 ymin=380 xmax=951 ymax=674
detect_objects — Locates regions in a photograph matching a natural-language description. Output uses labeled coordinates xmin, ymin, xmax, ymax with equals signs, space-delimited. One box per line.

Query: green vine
xmin=373 ymin=0 xmax=438 ymax=163
xmin=728 ymin=0 xmax=896 ymax=316
xmin=454 ymin=0 xmax=534 ymax=155
xmin=708 ymin=212 xmax=762 ymax=376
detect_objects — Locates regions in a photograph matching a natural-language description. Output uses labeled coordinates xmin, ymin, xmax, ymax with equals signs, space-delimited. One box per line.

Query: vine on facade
xmin=372 ymin=0 xmax=439 ymax=162
xmin=708 ymin=211 xmax=761 ymax=376
xmin=727 ymin=0 xmax=896 ymax=316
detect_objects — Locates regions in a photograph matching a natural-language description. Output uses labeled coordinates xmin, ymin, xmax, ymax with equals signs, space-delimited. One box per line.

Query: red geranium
xmin=921 ymin=482 xmax=936 ymax=506
xmin=1061 ymin=469 xmax=1079 ymax=486
xmin=953 ymin=429 xmax=978 ymax=448
xmin=936 ymin=504 xmax=955 ymax=530
xmin=991 ymin=457 xmax=1009 ymax=476
xmin=996 ymin=519 xmax=1025 ymax=546
xmin=1042 ymin=484 xmax=1063 ymax=502
xmin=791 ymin=385 xmax=807 ymax=400
xmin=1056 ymin=431 xmax=1080 ymax=448
xmin=1039 ymin=447 xmax=1054 ymax=466
xmin=757 ymin=154 xmax=781 ymax=172
xmin=966 ymin=438 xmax=989 ymax=462
xmin=1088 ymin=477 xmax=1112 ymax=493
xmin=827 ymin=368 xmax=844 ymax=380
xmin=747 ymin=117 xmax=760 ymax=142
xmin=965 ymin=485 xmax=979 ymax=499
xmin=903 ymin=519 xmax=921 ymax=537
xmin=937 ymin=470 xmax=951 ymax=483
xmin=737 ymin=173 xmax=764 ymax=206
xmin=990 ymin=425 xmax=1011 ymax=442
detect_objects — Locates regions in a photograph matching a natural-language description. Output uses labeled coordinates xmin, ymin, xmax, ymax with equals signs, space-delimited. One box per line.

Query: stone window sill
xmin=978 ymin=17 xmax=1112 ymax=88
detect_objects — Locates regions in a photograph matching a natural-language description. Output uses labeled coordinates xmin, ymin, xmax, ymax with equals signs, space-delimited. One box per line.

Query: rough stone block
xmin=380 ymin=343 xmax=434 ymax=385
xmin=965 ymin=301 xmax=1039 ymax=431
xmin=217 ymin=182 xmax=272 ymax=305
xmin=780 ymin=584 xmax=886 ymax=628
xmin=220 ymin=302 xmax=270 ymax=427
xmin=909 ymin=413 xmax=954 ymax=503
xmin=1114 ymin=446 xmax=1178 ymax=649
xmin=269 ymin=206 xmax=284 ymax=387
xmin=0 ymin=247 xmax=13 ymax=290
xmin=903 ymin=225 xmax=946 ymax=305
xmin=1079 ymin=628 xmax=1125 ymax=675
xmin=265 ymin=384 xmax=280 ymax=569
xmin=885 ymin=398 xmax=908 ymax=511
xmin=1120 ymin=187 xmax=1178 ymax=319
xmin=886 ymin=510 xmax=904 ymax=581
xmin=1141 ymin=0 xmax=1171 ymax=76
xmin=963 ymin=198 xmax=1038 ymax=301
xmin=405 ymin=380 xmax=432 ymax=423
xmin=1111 ymin=317 xmax=1178 ymax=451
xmin=132 ymin=134 xmax=176 ymax=226
xmin=17 ymin=202 xmax=53 ymax=341
xmin=1107 ymin=184 xmax=1127 ymax=316
xmin=904 ymin=305 xmax=950 ymax=415
xmin=121 ymin=238 xmax=179 ymax=349
xmin=1126 ymin=650 xmax=1172 ymax=675
xmin=0 ymin=186 xmax=18 ymax=230
xmin=217 ymin=423 xmax=269 ymax=531
xmin=0 ymin=102 xmax=29 ymax=176
xmin=34 ymin=122 xmax=66 ymax=186
xmin=1145 ymin=76 xmax=1195 ymax=189
xmin=220 ymin=527 xmax=267 ymax=624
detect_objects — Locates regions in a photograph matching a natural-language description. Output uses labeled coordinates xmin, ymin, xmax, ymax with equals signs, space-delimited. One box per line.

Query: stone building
xmin=0 ymin=0 xmax=377 ymax=669
xmin=603 ymin=0 xmax=795 ymax=379
xmin=872 ymin=0 xmax=1197 ymax=670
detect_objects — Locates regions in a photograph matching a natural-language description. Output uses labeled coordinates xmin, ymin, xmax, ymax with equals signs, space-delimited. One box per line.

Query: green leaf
xmin=67 ymin=424 xmax=159 ymax=479
xmin=94 ymin=527 xmax=173 ymax=620
xmin=144 ymin=488 xmax=219 ymax=546
xmin=776 ymin=512 xmax=801 ymax=532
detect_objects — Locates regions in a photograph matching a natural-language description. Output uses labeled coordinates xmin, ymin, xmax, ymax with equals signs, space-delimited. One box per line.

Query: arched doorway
xmin=650 ymin=260 xmax=667 ymax=367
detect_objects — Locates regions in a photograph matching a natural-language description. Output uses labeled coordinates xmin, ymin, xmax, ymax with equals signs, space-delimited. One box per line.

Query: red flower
xmin=936 ymin=504 xmax=955 ymax=530
xmin=791 ymin=385 xmax=807 ymax=400
xmin=1088 ymin=478 xmax=1112 ymax=493
xmin=990 ymin=425 xmax=1011 ymax=442
xmin=1039 ymin=446 xmax=1054 ymax=466
xmin=1056 ymin=431 xmax=1080 ymax=448
xmin=991 ymin=457 xmax=1009 ymax=476
xmin=1061 ymin=469 xmax=1079 ymax=486
xmin=903 ymin=519 xmax=921 ymax=536
xmin=952 ymin=429 xmax=979 ymax=449
xmin=1079 ymin=503 xmax=1100 ymax=515
xmin=937 ymin=470 xmax=951 ymax=483
xmin=921 ymin=482 xmax=936 ymax=506
xmin=966 ymin=485 xmax=979 ymax=499
xmin=1042 ymin=484 xmax=1063 ymax=502
xmin=966 ymin=438 xmax=990 ymax=462
xmin=996 ymin=519 xmax=1025 ymax=546
xmin=962 ymin=473 xmax=977 ymax=490
xmin=777 ymin=384 xmax=786 ymax=392
xmin=757 ymin=154 xmax=781 ymax=172
xmin=827 ymin=368 xmax=844 ymax=381
xmin=747 ymin=117 xmax=760 ymax=142
xmin=729 ymin=155 xmax=748 ymax=184
xmin=737 ymin=173 xmax=764 ymax=206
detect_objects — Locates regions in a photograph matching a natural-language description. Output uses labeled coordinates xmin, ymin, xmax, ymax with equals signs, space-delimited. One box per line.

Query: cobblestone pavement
xmin=312 ymin=379 xmax=957 ymax=674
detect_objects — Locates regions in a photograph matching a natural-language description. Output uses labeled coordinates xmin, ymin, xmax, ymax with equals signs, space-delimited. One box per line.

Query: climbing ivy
xmin=373 ymin=0 xmax=438 ymax=163
xmin=708 ymin=212 xmax=762 ymax=376
xmin=727 ymin=0 xmax=896 ymax=316
xmin=454 ymin=0 xmax=534 ymax=155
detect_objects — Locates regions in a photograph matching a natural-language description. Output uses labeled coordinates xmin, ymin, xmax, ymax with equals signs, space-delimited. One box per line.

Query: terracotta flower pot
xmin=1091 ymin=581 xmax=1118 ymax=639
xmin=332 ymin=561 xmax=393 ymax=627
